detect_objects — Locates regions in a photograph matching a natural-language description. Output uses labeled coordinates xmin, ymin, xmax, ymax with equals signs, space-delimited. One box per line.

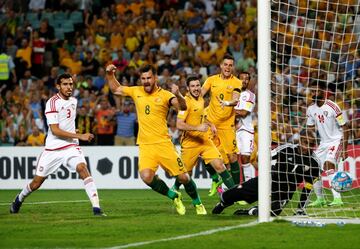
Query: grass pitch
xmin=1 ymin=189 xmax=360 ymax=249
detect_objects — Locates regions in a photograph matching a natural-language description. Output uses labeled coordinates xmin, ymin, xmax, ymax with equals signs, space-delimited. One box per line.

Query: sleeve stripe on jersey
xmin=234 ymin=88 xmax=241 ymax=93
xmin=326 ymin=100 xmax=341 ymax=114
xmin=50 ymin=95 xmax=60 ymax=112
xmin=45 ymin=111 xmax=58 ymax=114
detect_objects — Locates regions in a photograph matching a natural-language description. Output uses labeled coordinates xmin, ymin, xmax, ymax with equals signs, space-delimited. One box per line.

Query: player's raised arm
xmin=105 ymin=64 xmax=126 ymax=96
xmin=170 ymin=83 xmax=187 ymax=111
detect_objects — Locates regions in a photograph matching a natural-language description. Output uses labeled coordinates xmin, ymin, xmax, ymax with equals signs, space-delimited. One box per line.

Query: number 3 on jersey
xmin=66 ymin=109 xmax=71 ymax=118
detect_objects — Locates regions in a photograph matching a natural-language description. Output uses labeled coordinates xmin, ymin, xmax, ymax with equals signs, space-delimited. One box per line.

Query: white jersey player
xmin=10 ymin=73 xmax=105 ymax=216
xmin=306 ymin=80 xmax=349 ymax=207
xmin=234 ymin=72 xmax=256 ymax=182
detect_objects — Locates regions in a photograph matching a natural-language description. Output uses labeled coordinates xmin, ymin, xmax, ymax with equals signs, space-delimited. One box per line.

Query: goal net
xmin=268 ymin=0 xmax=360 ymax=221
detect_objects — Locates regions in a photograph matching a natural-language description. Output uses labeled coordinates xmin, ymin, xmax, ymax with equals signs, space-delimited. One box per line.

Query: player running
xmin=171 ymin=75 xmax=235 ymax=193
xmin=306 ymin=80 xmax=349 ymax=207
xmin=10 ymin=73 xmax=105 ymax=216
xmin=106 ymin=64 xmax=206 ymax=215
xmin=202 ymin=54 xmax=242 ymax=188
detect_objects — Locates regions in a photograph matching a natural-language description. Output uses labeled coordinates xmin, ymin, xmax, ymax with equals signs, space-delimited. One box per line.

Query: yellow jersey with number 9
xmin=202 ymin=74 xmax=242 ymax=129
xmin=123 ymin=86 xmax=174 ymax=145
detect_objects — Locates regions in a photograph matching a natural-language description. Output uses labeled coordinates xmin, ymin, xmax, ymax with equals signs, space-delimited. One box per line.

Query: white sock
xmin=313 ymin=180 xmax=324 ymax=199
xmin=18 ymin=184 xmax=32 ymax=202
xmin=83 ymin=177 xmax=100 ymax=208
xmin=242 ymin=163 xmax=255 ymax=182
xmin=329 ymin=172 xmax=342 ymax=199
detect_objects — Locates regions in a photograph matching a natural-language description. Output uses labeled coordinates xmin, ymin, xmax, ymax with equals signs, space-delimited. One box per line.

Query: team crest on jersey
xmin=323 ymin=111 xmax=328 ymax=117
xmin=242 ymin=95 xmax=247 ymax=100
xmin=155 ymin=97 xmax=162 ymax=103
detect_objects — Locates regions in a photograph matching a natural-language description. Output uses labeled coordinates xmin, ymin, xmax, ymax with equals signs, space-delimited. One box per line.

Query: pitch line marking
xmin=0 ymin=200 xmax=89 ymax=206
xmin=105 ymin=220 xmax=258 ymax=249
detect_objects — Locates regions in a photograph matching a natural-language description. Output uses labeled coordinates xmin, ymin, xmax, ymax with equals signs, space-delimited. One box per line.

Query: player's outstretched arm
xmin=176 ymin=118 xmax=209 ymax=132
xmin=170 ymin=84 xmax=187 ymax=111
xmin=50 ymin=124 xmax=94 ymax=142
xmin=105 ymin=64 xmax=125 ymax=96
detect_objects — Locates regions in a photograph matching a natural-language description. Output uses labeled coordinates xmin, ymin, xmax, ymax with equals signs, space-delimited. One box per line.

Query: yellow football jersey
xmin=202 ymin=74 xmax=242 ymax=129
xmin=123 ymin=86 xmax=174 ymax=145
xmin=178 ymin=94 xmax=209 ymax=148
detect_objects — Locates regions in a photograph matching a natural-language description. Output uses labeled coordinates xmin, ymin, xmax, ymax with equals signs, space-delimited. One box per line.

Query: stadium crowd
xmin=0 ymin=0 xmax=359 ymax=147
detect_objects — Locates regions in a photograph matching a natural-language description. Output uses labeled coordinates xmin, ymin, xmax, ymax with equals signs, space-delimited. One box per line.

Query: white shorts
xmin=36 ymin=146 xmax=86 ymax=177
xmin=236 ymin=129 xmax=255 ymax=156
xmin=314 ymin=139 xmax=342 ymax=170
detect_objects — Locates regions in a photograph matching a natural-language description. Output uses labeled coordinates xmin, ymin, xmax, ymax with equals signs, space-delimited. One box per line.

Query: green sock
xmin=219 ymin=170 xmax=235 ymax=188
xmin=230 ymin=161 xmax=240 ymax=185
xmin=183 ymin=179 xmax=201 ymax=205
xmin=172 ymin=178 xmax=182 ymax=191
xmin=149 ymin=175 xmax=176 ymax=200
xmin=205 ymin=163 xmax=220 ymax=182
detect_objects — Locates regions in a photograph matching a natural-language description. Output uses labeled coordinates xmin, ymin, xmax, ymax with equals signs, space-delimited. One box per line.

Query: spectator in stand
xmin=112 ymin=49 xmax=129 ymax=73
xmin=15 ymin=125 xmax=28 ymax=146
xmin=158 ymin=55 xmax=175 ymax=75
xmin=76 ymin=105 xmax=95 ymax=146
xmin=81 ymin=50 xmax=100 ymax=76
xmin=1 ymin=113 xmax=18 ymax=146
xmin=159 ymin=32 xmax=178 ymax=57
xmin=61 ymin=51 xmax=82 ymax=75
xmin=15 ymin=31 xmax=32 ymax=70
xmin=94 ymin=97 xmax=116 ymax=145
xmin=5 ymin=36 xmax=18 ymax=60
xmin=115 ymin=100 xmax=137 ymax=146
xmin=168 ymin=117 xmax=181 ymax=145
xmin=93 ymin=67 xmax=107 ymax=92
xmin=0 ymin=49 xmax=17 ymax=95
xmin=31 ymin=30 xmax=46 ymax=78
xmin=26 ymin=125 xmax=45 ymax=146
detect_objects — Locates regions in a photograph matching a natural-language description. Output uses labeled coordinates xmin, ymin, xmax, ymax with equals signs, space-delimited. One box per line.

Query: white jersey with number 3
xmin=306 ymin=99 xmax=346 ymax=143
xmin=44 ymin=94 xmax=79 ymax=150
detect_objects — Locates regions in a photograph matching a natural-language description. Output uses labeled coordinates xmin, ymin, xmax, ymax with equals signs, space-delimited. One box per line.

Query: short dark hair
xmin=223 ymin=53 xmax=235 ymax=62
xmin=56 ymin=73 xmax=72 ymax=85
xmin=310 ymin=79 xmax=326 ymax=89
xmin=240 ymin=71 xmax=251 ymax=79
xmin=140 ymin=64 xmax=157 ymax=75
xmin=186 ymin=75 xmax=199 ymax=86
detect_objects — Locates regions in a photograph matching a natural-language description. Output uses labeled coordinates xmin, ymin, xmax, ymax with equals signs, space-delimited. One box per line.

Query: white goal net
xmin=269 ymin=0 xmax=360 ymax=220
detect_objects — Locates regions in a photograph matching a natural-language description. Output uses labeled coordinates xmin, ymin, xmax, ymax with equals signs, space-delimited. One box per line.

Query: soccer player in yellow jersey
xmin=201 ymin=54 xmax=242 ymax=185
xmin=171 ymin=75 xmax=235 ymax=192
xmin=106 ymin=64 xmax=206 ymax=215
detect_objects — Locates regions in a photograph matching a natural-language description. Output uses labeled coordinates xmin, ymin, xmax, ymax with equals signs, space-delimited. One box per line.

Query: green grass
xmin=1 ymin=189 xmax=360 ymax=249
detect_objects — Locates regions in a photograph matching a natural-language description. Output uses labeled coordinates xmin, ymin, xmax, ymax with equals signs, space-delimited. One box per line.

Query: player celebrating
xmin=10 ymin=73 xmax=105 ymax=216
xmin=212 ymin=131 xmax=320 ymax=216
xmin=235 ymin=72 xmax=256 ymax=182
xmin=106 ymin=64 xmax=206 ymax=215
xmin=201 ymin=54 xmax=242 ymax=186
xmin=306 ymin=80 xmax=349 ymax=207
xmin=172 ymin=75 xmax=235 ymax=192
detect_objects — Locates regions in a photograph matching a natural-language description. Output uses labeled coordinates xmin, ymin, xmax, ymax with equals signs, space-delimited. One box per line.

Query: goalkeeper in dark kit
xmin=212 ymin=130 xmax=321 ymax=216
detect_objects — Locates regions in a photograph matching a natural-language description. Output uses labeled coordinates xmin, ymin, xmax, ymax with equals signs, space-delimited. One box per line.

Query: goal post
xmin=257 ymin=0 xmax=272 ymax=223
xmin=259 ymin=0 xmax=360 ymax=222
